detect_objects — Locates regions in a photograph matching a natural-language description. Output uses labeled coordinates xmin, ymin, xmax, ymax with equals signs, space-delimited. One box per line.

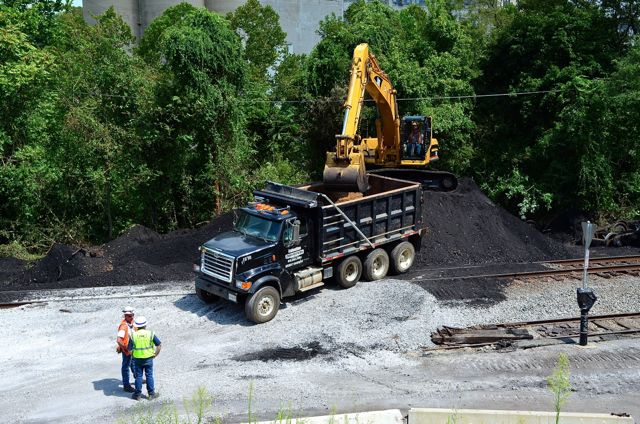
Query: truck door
xmin=283 ymin=217 xmax=312 ymax=270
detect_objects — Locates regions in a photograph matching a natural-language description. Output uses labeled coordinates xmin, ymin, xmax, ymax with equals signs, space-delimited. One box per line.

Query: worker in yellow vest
xmin=128 ymin=316 xmax=162 ymax=400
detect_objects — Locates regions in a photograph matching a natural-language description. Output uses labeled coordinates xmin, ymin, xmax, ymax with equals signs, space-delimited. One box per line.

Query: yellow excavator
xmin=323 ymin=43 xmax=458 ymax=193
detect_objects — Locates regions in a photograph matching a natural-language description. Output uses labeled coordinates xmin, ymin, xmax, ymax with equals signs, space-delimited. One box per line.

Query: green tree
xmin=152 ymin=8 xmax=251 ymax=219
xmin=474 ymin=0 xmax=630 ymax=218
xmin=227 ymin=0 xmax=310 ymax=185
xmin=227 ymin=0 xmax=287 ymax=78
xmin=1 ymin=6 xmax=157 ymax=246
xmin=0 ymin=8 xmax=57 ymax=246
xmin=136 ymin=2 xmax=198 ymax=64
xmin=541 ymin=40 xmax=640 ymax=216
xmin=0 ymin=0 xmax=71 ymax=47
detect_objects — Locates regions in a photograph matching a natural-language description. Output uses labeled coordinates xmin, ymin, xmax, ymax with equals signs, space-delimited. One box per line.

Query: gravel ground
xmin=1 ymin=274 xmax=640 ymax=423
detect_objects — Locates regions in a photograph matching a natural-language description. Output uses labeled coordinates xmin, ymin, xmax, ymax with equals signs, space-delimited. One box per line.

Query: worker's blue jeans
xmin=133 ymin=358 xmax=155 ymax=396
xmin=121 ymin=353 xmax=135 ymax=387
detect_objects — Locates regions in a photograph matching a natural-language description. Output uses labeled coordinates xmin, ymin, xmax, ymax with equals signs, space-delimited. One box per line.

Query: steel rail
xmin=547 ymin=254 xmax=640 ymax=266
xmin=493 ymin=312 xmax=640 ymax=327
xmin=414 ymin=262 xmax=640 ymax=282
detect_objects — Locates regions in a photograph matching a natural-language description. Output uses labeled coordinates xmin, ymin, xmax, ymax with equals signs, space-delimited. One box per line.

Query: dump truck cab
xmin=196 ymin=201 xmax=315 ymax=307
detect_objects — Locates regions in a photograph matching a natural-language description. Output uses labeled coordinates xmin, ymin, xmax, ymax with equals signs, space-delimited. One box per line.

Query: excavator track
xmin=368 ymin=169 xmax=458 ymax=192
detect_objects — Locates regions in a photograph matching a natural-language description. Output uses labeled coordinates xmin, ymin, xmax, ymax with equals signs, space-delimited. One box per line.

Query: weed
xmin=117 ymin=387 xmax=217 ymax=424
xmin=547 ymin=352 xmax=571 ymax=424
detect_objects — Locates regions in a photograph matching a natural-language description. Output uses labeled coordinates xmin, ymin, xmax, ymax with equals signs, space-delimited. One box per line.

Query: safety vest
xmin=131 ymin=329 xmax=155 ymax=359
xmin=117 ymin=320 xmax=133 ymax=345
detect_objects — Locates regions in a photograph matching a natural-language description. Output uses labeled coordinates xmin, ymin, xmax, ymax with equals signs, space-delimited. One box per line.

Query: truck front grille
xmin=201 ymin=249 xmax=234 ymax=283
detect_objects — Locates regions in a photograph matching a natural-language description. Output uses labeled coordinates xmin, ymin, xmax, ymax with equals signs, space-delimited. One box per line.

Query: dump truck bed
xmin=300 ymin=174 xmax=424 ymax=261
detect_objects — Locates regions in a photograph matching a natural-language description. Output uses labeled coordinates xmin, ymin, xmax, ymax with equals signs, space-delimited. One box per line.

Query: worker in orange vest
xmin=116 ymin=306 xmax=136 ymax=392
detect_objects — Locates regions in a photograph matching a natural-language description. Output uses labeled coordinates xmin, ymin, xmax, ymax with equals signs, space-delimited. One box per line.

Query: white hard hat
xmin=122 ymin=306 xmax=134 ymax=315
xmin=134 ymin=316 xmax=147 ymax=328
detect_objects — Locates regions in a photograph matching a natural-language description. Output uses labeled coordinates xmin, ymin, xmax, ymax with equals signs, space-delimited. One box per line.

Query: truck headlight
xmin=193 ymin=263 xmax=201 ymax=272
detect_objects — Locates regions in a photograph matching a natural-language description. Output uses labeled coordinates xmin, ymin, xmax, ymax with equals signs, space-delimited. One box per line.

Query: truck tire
xmin=390 ymin=241 xmax=415 ymax=274
xmin=196 ymin=288 xmax=219 ymax=304
xmin=336 ymin=256 xmax=362 ymax=288
xmin=245 ymin=286 xmax=280 ymax=323
xmin=363 ymin=248 xmax=390 ymax=281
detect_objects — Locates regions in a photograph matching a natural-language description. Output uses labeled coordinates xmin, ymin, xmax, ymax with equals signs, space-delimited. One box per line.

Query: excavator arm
xmin=323 ymin=44 xmax=400 ymax=192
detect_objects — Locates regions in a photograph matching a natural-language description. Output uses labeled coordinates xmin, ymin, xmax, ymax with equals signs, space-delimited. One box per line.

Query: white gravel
xmin=1 ymin=274 xmax=640 ymax=423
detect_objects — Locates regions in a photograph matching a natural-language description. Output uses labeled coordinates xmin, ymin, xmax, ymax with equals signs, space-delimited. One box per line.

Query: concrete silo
xmin=206 ymin=0 xmax=342 ymax=54
xmin=83 ymin=0 xmax=379 ymax=53
xmin=83 ymin=0 xmax=206 ymax=41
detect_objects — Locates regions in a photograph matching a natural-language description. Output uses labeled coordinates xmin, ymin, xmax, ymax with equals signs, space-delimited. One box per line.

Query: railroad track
xmin=0 ymin=282 xmax=195 ymax=309
xmin=412 ymin=254 xmax=640 ymax=283
xmin=430 ymin=312 xmax=640 ymax=350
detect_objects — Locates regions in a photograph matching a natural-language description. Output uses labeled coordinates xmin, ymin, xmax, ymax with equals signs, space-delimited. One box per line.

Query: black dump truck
xmin=194 ymin=175 xmax=426 ymax=323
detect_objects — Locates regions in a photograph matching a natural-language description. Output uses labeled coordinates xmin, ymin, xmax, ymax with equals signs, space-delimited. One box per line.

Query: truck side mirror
xmin=284 ymin=220 xmax=301 ymax=247
xmin=292 ymin=220 xmax=301 ymax=244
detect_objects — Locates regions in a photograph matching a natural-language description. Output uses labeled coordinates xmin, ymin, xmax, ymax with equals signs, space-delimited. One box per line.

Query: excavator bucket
xmin=323 ymin=152 xmax=369 ymax=193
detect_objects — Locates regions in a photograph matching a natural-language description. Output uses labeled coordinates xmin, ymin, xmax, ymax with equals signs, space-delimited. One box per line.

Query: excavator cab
xmin=399 ymin=116 xmax=438 ymax=163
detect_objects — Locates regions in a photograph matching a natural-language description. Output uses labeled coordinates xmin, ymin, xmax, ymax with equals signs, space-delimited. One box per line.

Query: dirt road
xmin=2 ymin=276 xmax=640 ymax=423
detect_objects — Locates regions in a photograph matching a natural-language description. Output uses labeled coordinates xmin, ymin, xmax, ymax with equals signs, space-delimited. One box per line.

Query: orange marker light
xmin=241 ymin=281 xmax=252 ymax=290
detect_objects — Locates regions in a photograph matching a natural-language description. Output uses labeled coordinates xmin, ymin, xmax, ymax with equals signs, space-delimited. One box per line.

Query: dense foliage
xmin=0 ymin=0 xmax=638 ymax=252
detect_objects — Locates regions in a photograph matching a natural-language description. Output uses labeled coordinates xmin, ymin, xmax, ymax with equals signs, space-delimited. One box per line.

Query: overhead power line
xmin=70 ymin=88 xmax=559 ymax=103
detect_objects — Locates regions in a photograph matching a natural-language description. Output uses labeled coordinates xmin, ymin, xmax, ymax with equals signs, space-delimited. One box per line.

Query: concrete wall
xmin=82 ymin=0 xmax=420 ymax=53
xmin=408 ymin=408 xmax=635 ymax=424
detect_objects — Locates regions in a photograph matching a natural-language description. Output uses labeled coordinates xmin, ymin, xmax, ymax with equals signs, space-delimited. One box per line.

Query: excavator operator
xmin=406 ymin=121 xmax=424 ymax=158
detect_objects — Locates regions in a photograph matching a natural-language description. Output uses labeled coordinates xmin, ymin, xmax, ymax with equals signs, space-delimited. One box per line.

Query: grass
xmin=0 ymin=240 xmax=42 ymax=261
xmin=117 ymin=387 xmax=220 ymax=424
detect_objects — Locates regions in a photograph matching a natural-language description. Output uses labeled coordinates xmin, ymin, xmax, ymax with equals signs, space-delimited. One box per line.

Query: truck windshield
xmin=234 ymin=212 xmax=282 ymax=242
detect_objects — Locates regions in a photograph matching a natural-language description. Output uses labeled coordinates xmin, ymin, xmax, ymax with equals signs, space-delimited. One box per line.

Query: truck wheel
xmin=363 ymin=248 xmax=389 ymax=281
xmin=390 ymin=241 xmax=415 ymax=274
xmin=336 ymin=256 xmax=362 ymax=288
xmin=245 ymin=286 xmax=280 ymax=323
xmin=196 ymin=288 xmax=219 ymax=304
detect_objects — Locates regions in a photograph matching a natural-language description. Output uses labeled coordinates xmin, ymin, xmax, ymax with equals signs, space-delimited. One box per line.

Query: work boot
xmin=148 ymin=392 xmax=159 ymax=400
xmin=123 ymin=385 xmax=134 ymax=393
xmin=132 ymin=394 xmax=141 ymax=401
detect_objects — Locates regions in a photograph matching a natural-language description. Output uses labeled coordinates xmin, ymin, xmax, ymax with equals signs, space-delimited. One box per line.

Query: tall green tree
xmin=227 ymin=0 xmax=310 ymax=185
xmin=0 ymin=0 xmax=70 ymax=47
xmin=474 ymin=0 xmax=630 ymax=218
xmin=136 ymin=2 xmax=198 ymax=64
xmin=227 ymin=0 xmax=287 ymax=78
xmin=152 ymin=8 xmax=251 ymax=219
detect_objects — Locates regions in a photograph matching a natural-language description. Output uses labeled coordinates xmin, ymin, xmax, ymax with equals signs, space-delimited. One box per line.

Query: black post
xmin=579 ymin=310 xmax=589 ymax=346
xmin=577 ymin=288 xmax=597 ymax=346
